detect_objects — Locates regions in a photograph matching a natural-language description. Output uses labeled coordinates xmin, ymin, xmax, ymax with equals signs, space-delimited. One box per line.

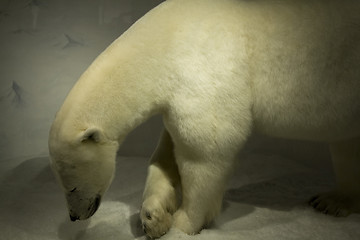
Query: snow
xmin=1 ymin=154 xmax=360 ymax=240
xmin=0 ymin=0 xmax=359 ymax=239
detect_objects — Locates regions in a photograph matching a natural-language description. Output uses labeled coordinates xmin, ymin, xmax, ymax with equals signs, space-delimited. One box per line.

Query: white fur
xmin=49 ymin=0 xmax=360 ymax=238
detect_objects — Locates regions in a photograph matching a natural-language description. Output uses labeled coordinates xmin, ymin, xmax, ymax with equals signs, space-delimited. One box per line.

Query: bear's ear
xmin=78 ymin=127 xmax=104 ymax=143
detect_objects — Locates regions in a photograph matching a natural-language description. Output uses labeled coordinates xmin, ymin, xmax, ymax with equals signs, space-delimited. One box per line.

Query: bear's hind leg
xmin=141 ymin=129 xmax=180 ymax=238
xmin=310 ymin=137 xmax=360 ymax=216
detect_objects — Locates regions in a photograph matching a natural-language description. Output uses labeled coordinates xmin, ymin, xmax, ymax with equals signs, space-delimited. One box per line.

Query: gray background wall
xmin=0 ymin=0 xmax=331 ymax=170
xmin=0 ymin=0 xmax=164 ymax=159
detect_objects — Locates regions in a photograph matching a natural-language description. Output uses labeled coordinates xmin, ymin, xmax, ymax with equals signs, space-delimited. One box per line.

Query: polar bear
xmin=48 ymin=0 xmax=360 ymax=238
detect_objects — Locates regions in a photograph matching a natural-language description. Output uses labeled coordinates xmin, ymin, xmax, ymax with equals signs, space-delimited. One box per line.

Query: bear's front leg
xmin=172 ymin=153 xmax=236 ymax=235
xmin=310 ymin=137 xmax=360 ymax=216
xmin=141 ymin=130 xmax=180 ymax=239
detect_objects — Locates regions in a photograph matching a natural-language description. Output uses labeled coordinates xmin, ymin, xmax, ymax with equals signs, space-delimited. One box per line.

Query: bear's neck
xmin=57 ymin=38 xmax=169 ymax=143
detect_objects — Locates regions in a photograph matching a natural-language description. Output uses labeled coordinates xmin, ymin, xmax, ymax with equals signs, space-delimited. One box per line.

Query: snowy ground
xmin=1 ymin=153 xmax=360 ymax=240
xmin=1 ymin=0 xmax=360 ymax=239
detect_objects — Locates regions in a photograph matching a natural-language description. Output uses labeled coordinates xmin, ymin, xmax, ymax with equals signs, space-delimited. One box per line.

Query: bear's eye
xmin=70 ymin=187 xmax=77 ymax=193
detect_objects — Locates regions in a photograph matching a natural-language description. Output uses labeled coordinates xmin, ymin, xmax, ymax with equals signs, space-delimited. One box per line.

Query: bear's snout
xmin=67 ymin=192 xmax=102 ymax=221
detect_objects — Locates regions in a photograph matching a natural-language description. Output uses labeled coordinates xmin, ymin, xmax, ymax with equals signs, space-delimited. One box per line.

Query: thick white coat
xmin=49 ymin=0 xmax=360 ymax=238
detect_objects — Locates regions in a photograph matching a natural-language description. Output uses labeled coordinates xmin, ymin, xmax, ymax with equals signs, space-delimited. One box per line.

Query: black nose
xmin=70 ymin=214 xmax=79 ymax=222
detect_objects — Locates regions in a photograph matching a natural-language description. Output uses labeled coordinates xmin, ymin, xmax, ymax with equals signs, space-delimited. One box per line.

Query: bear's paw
xmin=309 ymin=191 xmax=359 ymax=217
xmin=140 ymin=196 xmax=173 ymax=239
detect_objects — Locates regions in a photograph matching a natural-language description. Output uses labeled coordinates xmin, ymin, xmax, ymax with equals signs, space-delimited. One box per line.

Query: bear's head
xmin=49 ymin=127 xmax=119 ymax=221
